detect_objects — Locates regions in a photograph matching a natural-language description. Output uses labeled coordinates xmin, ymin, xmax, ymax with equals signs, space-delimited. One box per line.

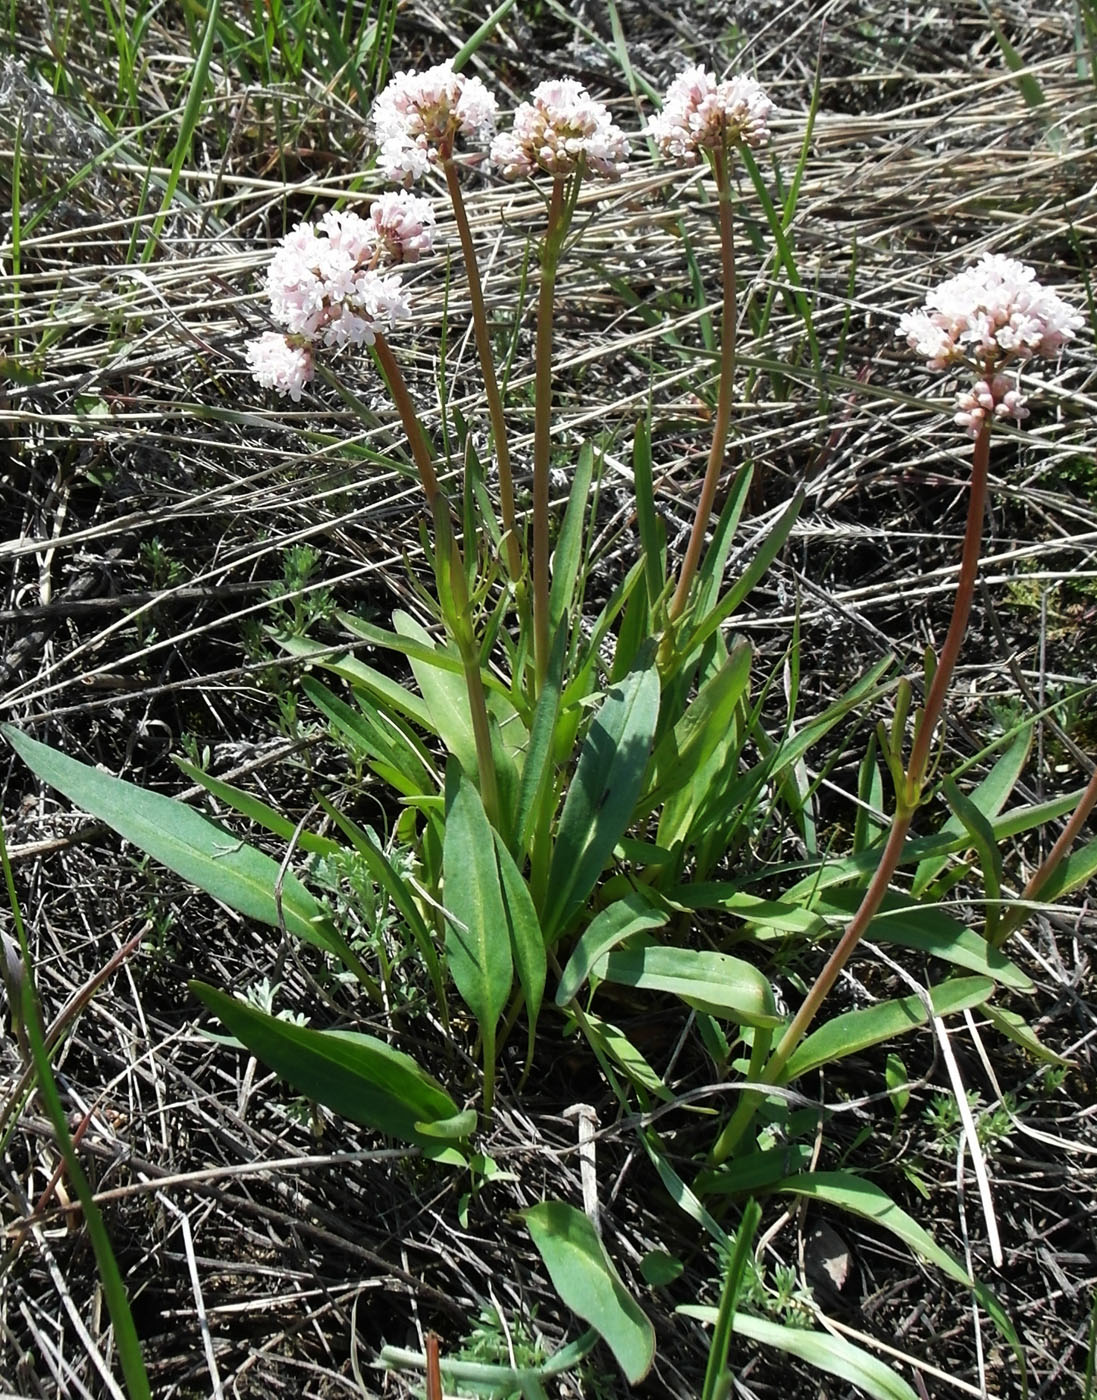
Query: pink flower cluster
xmin=247 ymin=195 xmax=433 ymax=400
xmin=372 ymin=62 xmax=498 ymax=183
xmin=899 ymin=253 xmax=1083 ymax=434
xmin=490 ymin=79 xmax=629 ymax=179
xmin=649 ymin=65 xmax=773 ymax=164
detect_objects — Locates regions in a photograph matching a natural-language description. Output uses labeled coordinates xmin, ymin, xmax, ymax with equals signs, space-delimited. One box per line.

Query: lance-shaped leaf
xmin=442 ymin=774 xmax=515 ymax=1069
xmin=5 ymin=727 xmax=350 ymax=966
xmin=595 ymin=944 xmax=780 ymax=1028
xmin=777 ymin=1172 xmax=1023 ymax=1382
xmin=190 ymin=982 xmax=465 ymax=1160
xmin=544 ymin=657 xmax=660 ymax=941
xmin=680 ymin=1308 xmax=918 ymax=1400
xmin=556 ymin=891 xmax=668 ymax=1005
xmin=524 ymin=1201 xmax=654 ymax=1384
xmin=782 ymin=976 xmax=993 ymax=1081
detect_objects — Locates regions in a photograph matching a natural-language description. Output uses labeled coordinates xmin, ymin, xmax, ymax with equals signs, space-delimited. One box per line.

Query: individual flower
xmin=372 ymin=62 xmax=498 ymax=182
xmin=490 ymin=78 xmax=629 ymax=179
xmin=649 ymin=64 xmax=773 ymax=164
xmin=899 ymin=253 xmax=1082 ymax=435
xmin=366 ymin=190 xmax=436 ymax=264
xmin=245 ymin=332 xmax=314 ymax=401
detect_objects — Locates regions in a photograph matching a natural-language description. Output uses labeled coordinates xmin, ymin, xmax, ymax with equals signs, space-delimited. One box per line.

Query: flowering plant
xmin=8 ymin=47 xmax=1094 ymax=1400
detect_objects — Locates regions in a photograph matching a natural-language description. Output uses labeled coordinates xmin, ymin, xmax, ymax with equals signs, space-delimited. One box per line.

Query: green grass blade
xmin=1 ymin=824 xmax=151 ymax=1400
xmin=140 ymin=0 xmax=220 ymax=263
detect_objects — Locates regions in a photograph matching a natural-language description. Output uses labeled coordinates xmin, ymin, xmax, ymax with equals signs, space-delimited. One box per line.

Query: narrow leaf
xmin=493 ymin=829 xmax=546 ymax=1033
xmin=544 ymin=656 xmax=660 ymax=940
xmin=783 ymin=976 xmax=994 ymax=1081
xmin=556 ymin=891 xmax=668 ymax=1005
xmin=597 ymin=945 xmax=780 ymax=1028
xmin=442 ymin=775 xmax=514 ymax=1033
xmin=189 ymin=982 xmax=464 ymax=1158
xmin=523 ymin=1201 xmax=654 ymax=1384
xmin=681 ymin=1308 xmax=918 ymax=1400
xmin=777 ymin=1171 xmax=1023 ymax=1381
xmin=5 ymin=727 xmax=346 ymax=962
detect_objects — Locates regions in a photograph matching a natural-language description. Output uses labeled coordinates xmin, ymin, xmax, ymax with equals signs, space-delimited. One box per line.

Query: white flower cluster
xmin=246 ymin=195 xmax=434 ymax=400
xmin=372 ymin=62 xmax=497 ymax=183
xmin=490 ymin=78 xmax=628 ymax=179
xmin=648 ymin=64 xmax=773 ymax=164
xmin=899 ymin=253 xmax=1083 ymax=433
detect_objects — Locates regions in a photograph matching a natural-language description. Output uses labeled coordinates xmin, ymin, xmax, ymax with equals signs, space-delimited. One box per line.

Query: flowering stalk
xmin=442 ymin=152 xmax=522 ymax=584
xmin=531 ymin=175 xmax=569 ymax=689
xmin=648 ymin=67 xmax=773 ymax=655
xmin=667 ymin=146 xmax=736 ymax=631
xmin=712 ymin=250 xmax=1081 ymax=1165
xmin=372 ymin=335 xmax=501 ymax=830
xmin=711 ymin=419 xmax=992 ymax=1165
xmin=490 ymin=80 xmax=628 ymax=690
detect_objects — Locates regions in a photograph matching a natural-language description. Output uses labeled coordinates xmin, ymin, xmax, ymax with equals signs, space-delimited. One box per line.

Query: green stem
xmin=443 ymin=155 xmax=522 ymax=584
xmin=372 ymin=333 xmax=442 ymax=507
xmin=993 ymin=763 xmax=1097 ymax=947
xmin=532 ymin=175 xmax=569 ymax=692
xmin=667 ymin=147 xmax=737 ymax=633
xmin=713 ymin=416 xmax=993 ymax=1164
xmin=374 ymin=335 xmax=501 ymax=828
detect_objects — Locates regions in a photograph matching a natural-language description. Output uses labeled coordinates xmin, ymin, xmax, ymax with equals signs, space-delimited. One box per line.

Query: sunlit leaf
xmin=524 ymin=1201 xmax=654 ymax=1383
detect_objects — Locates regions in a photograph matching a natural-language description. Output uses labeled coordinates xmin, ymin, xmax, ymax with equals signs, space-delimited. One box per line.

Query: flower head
xmin=490 ymin=78 xmax=629 ymax=179
xmin=245 ymin=332 xmax=314 ymax=401
xmin=649 ymin=65 xmax=773 ymax=165
xmin=899 ymin=253 xmax=1083 ymax=373
xmin=372 ymin=62 xmax=498 ymax=182
xmin=899 ymin=253 xmax=1083 ymax=434
xmin=264 ymin=212 xmax=411 ymax=349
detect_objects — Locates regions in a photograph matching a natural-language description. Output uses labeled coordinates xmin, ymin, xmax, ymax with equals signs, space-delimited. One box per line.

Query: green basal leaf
xmin=980 ymin=1002 xmax=1070 ymax=1065
xmin=579 ymin=1010 xmax=674 ymax=1101
xmin=912 ymin=725 xmax=1031 ymax=897
xmin=809 ymin=891 xmax=1031 ymax=990
xmin=189 ymin=982 xmax=465 ymax=1160
xmin=694 ymin=1144 xmax=815 ymax=1197
xmin=492 ymin=828 xmax=546 ymax=1041
xmin=442 ymin=773 xmax=514 ymax=1036
xmin=777 ymin=1171 xmax=1024 ymax=1388
xmin=173 ymin=756 xmax=341 ymax=857
xmin=556 ymin=891 xmax=668 ymax=1005
xmin=941 ymin=776 xmax=1004 ymax=938
xmin=543 ymin=654 xmax=660 ymax=941
xmin=523 ymin=1201 xmax=654 ymax=1384
xmin=596 ymin=944 xmax=780 ymax=1028
xmin=680 ymin=1308 xmax=918 ymax=1400
xmin=644 ymin=641 xmax=752 ymax=814
xmin=549 ymin=440 xmax=595 ymax=635
xmin=782 ymin=976 xmax=994 ymax=1081
xmin=302 ymin=673 xmax=435 ymax=797
xmin=395 ymin=610 xmax=481 ymax=777
xmin=278 ymin=634 xmax=434 ymax=732
xmin=4 ymin=727 xmax=355 ymax=971
xmin=1028 ymin=834 xmax=1097 ymax=905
